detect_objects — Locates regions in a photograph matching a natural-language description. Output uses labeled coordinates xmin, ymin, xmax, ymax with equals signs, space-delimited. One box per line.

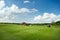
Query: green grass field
xmin=0 ymin=24 xmax=60 ymax=40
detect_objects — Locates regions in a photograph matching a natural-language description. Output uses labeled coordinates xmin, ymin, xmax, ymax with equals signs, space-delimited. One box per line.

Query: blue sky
xmin=5 ymin=0 xmax=60 ymax=14
xmin=0 ymin=0 xmax=60 ymax=23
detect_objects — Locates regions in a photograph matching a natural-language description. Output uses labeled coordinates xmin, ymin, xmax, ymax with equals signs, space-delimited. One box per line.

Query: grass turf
xmin=0 ymin=24 xmax=60 ymax=40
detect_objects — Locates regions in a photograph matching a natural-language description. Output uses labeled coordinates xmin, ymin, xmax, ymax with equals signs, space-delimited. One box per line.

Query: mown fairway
xmin=0 ymin=24 xmax=60 ymax=40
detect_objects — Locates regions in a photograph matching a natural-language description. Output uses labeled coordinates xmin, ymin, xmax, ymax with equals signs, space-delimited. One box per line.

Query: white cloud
xmin=31 ymin=8 xmax=38 ymax=12
xmin=24 ymin=0 xmax=30 ymax=3
xmin=0 ymin=0 xmax=38 ymax=22
xmin=20 ymin=8 xmax=30 ymax=13
xmin=33 ymin=13 xmax=60 ymax=23
xmin=19 ymin=8 xmax=38 ymax=13
xmin=0 ymin=0 xmax=5 ymax=9
xmin=34 ymin=15 xmax=41 ymax=21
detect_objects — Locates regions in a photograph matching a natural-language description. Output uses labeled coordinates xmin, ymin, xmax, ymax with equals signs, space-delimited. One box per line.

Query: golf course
xmin=0 ymin=24 xmax=60 ymax=40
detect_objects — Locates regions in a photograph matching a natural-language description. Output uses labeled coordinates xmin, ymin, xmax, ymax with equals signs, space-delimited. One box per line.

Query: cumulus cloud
xmin=0 ymin=0 xmax=5 ymax=9
xmin=24 ymin=0 xmax=30 ymax=3
xmin=0 ymin=0 xmax=38 ymax=22
xmin=31 ymin=8 xmax=38 ymax=12
xmin=34 ymin=13 xmax=60 ymax=23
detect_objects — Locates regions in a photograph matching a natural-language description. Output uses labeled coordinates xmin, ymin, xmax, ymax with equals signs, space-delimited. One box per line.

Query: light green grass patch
xmin=0 ymin=24 xmax=60 ymax=40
